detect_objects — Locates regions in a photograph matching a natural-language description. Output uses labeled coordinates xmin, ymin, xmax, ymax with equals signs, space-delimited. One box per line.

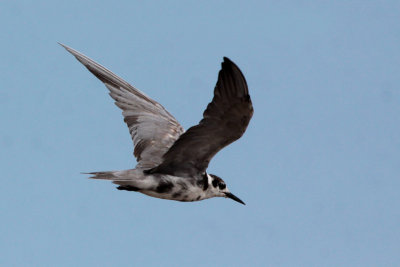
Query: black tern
xmin=61 ymin=44 xmax=253 ymax=205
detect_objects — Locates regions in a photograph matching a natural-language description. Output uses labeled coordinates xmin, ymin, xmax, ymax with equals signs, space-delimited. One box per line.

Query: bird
xmin=60 ymin=43 xmax=253 ymax=205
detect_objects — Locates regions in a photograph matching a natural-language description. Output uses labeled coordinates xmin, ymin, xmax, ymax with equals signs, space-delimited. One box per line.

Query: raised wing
xmin=149 ymin=57 xmax=253 ymax=177
xmin=60 ymin=44 xmax=184 ymax=168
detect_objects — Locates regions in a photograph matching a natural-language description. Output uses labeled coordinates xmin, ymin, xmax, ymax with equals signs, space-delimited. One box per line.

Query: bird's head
xmin=207 ymin=174 xmax=245 ymax=205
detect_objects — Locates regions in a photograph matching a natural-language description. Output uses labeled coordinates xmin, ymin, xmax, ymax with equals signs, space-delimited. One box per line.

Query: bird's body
xmin=91 ymin=169 xmax=215 ymax=202
xmin=61 ymin=44 xmax=253 ymax=205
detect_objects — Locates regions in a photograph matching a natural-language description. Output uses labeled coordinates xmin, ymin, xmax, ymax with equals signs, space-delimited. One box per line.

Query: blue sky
xmin=1 ymin=1 xmax=399 ymax=266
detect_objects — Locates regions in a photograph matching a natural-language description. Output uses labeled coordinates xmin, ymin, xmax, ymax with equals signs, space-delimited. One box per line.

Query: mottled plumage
xmin=61 ymin=43 xmax=253 ymax=205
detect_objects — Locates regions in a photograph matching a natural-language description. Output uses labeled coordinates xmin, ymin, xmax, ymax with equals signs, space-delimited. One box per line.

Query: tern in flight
xmin=61 ymin=44 xmax=253 ymax=205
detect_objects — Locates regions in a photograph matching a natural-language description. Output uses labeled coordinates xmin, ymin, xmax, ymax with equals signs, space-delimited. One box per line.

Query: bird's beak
xmin=225 ymin=192 xmax=245 ymax=205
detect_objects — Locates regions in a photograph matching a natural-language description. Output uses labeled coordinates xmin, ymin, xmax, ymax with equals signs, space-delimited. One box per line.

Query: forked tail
xmin=82 ymin=169 xmax=150 ymax=192
xmin=83 ymin=171 xmax=119 ymax=180
xmin=82 ymin=169 xmax=146 ymax=182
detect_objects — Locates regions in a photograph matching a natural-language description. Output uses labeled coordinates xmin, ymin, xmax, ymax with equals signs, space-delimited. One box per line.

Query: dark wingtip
xmin=222 ymin=57 xmax=236 ymax=69
xmin=219 ymin=56 xmax=249 ymax=96
xmin=223 ymin=56 xmax=232 ymax=63
xmin=221 ymin=56 xmax=241 ymax=71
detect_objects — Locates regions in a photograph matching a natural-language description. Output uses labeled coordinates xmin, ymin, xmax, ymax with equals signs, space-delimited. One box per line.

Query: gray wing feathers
xmin=60 ymin=43 xmax=184 ymax=168
xmin=149 ymin=57 xmax=253 ymax=176
xmin=105 ymin=83 xmax=183 ymax=168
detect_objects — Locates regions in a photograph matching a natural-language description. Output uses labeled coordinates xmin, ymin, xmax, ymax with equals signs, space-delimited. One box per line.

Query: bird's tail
xmin=83 ymin=169 xmax=150 ymax=192
xmin=83 ymin=168 xmax=148 ymax=181
xmin=83 ymin=171 xmax=117 ymax=180
xmin=83 ymin=171 xmax=139 ymax=191
xmin=83 ymin=170 xmax=137 ymax=181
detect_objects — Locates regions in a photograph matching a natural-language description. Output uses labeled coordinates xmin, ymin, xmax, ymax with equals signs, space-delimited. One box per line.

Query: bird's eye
xmin=219 ymin=183 xmax=226 ymax=190
xmin=212 ymin=179 xmax=218 ymax=188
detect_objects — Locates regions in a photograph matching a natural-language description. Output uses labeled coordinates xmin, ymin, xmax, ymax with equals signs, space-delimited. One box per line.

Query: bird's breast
xmin=140 ymin=175 xmax=210 ymax=202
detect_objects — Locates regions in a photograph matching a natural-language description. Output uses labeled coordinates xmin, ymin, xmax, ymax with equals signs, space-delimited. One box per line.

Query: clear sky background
xmin=1 ymin=1 xmax=399 ymax=266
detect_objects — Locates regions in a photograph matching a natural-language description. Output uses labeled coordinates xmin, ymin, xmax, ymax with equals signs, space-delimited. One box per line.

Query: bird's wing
xmin=149 ymin=57 xmax=253 ymax=177
xmin=60 ymin=44 xmax=184 ymax=168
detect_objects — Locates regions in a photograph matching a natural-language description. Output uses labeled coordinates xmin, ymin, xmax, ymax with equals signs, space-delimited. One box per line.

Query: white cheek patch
xmin=207 ymin=173 xmax=213 ymax=185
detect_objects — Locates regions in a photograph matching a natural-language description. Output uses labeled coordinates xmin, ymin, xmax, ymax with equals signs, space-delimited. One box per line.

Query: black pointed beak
xmin=225 ymin=192 xmax=245 ymax=205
